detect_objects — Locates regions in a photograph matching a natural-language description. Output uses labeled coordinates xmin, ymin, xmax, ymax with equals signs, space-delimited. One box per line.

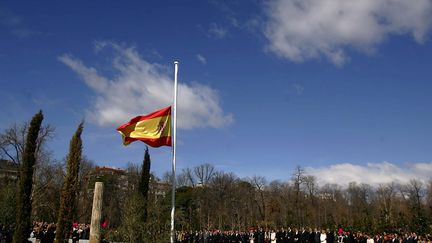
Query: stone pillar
xmin=89 ymin=182 xmax=104 ymax=243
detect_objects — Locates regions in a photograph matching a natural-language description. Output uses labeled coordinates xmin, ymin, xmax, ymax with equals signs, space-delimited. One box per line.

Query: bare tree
xmin=426 ymin=180 xmax=432 ymax=221
xmin=208 ymin=172 xmax=238 ymax=229
xmin=0 ymin=120 xmax=56 ymax=228
xmin=291 ymin=165 xmax=306 ymax=225
xmin=76 ymin=158 xmax=96 ymax=223
xmin=0 ymin=122 xmax=54 ymax=165
xmin=346 ymin=182 xmax=373 ymax=231
xmin=320 ymin=183 xmax=347 ymax=227
xmin=194 ymin=163 xmax=215 ymax=186
xmin=267 ymin=180 xmax=288 ymax=227
xmin=375 ymin=183 xmax=397 ymax=230
xmin=407 ymin=179 xmax=424 ymax=208
xmin=31 ymin=160 xmax=64 ymax=222
xmin=405 ymin=179 xmax=428 ymax=233
xmin=303 ymin=175 xmax=318 ymax=202
xmin=250 ymin=175 xmax=267 ymax=223
xmin=176 ymin=168 xmax=196 ymax=187
xmin=183 ymin=167 xmax=196 ymax=187
xmin=292 ymin=165 xmax=305 ymax=199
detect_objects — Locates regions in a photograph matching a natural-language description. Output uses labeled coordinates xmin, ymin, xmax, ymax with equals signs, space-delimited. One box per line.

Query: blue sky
xmin=1 ymin=0 xmax=432 ymax=185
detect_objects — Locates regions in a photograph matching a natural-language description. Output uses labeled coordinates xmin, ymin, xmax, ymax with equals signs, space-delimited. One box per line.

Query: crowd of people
xmin=29 ymin=221 xmax=91 ymax=243
xmin=175 ymin=228 xmax=432 ymax=243
xmin=3 ymin=223 xmax=432 ymax=243
xmin=0 ymin=222 xmax=91 ymax=243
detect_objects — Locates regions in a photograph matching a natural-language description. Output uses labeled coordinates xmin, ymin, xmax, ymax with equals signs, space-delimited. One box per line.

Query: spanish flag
xmin=117 ymin=106 xmax=172 ymax=147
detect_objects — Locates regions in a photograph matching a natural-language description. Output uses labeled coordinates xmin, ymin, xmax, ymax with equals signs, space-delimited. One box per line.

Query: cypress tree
xmin=13 ymin=111 xmax=44 ymax=243
xmin=138 ymin=146 xmax=151 ymax=221
xmin=55 ymin=122 xmax=84 ymax=243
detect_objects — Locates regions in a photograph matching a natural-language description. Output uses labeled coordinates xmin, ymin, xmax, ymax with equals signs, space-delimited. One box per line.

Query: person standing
xmin=293 ymin=228 xmax=300 ymax=243
xmin=393 ymin=234 xmax=400 ymax=243
xmin=250 ymin=229 xmax=255 ymax=243
xmin=314 ymin=229 xmax=321 ymax=243
xmin=287 ymin=227 xmax=294 ymax=243
xmin=300 ymin=228 xmax=308 ymax=243
xmin=271 ymin=230 xmax=277 ymax=243
xmin=276 ymin=228 xmax=285 ymax=243
xmin=257 ymin=228 xmax=265 ymax=243
xmin=71 ymin=227 xmax=79 ymax=243
xmin=320 ymin=230 xmax=327 ymax=243
xmin=41 ymin=224 xmax=55 ymax=243
xmin=327 ymin=229 xmax=334 ymax=243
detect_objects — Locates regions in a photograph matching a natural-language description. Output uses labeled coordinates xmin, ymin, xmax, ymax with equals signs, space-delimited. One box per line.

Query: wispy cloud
xmin=0 ymin=10 xmax=21 ymax=26
xmin=293 ymin=84 xmax=304 ymax=96
xmin=306 ymin=161 xmax=432 ymax=187
xmin=263 ymin=0 xmax=432 ymax=66
xmin=11 ymin=29 xmax=43 ymax=38
xmin=58 ymin=42 xmax=233 ymax=129
xmin=196 ymin=54 xmax=207 ymax=65
xmin=32 ymin=95 xmax=63 ymax=107
xmin=1 ymin=9 xmax=46 ymax=38
xmin=208 ymin=23 xmax=228 ymax=39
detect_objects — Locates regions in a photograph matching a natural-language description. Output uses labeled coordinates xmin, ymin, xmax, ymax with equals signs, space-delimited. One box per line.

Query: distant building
xmin=85 ymin=166 xmax=129 ymax=191
xmin=94 ymin=166 xmax=126 ymax=176
xmin=83 ymin=165 xmax=170 ymax=201
xmin=151 ymin=180 xmax=170 ymax=199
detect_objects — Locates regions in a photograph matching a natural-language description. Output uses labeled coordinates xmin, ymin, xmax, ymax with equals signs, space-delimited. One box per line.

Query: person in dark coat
xmin=71 ymin=228 xmax=79 ymax=243
xmin=393 ymin=234 xmax=400 ymax=243
xmin=327 ymin=230 xmax=335 ymax=243
xmin=293 ymin=228 xmax=300 ymax=243
xmin=287 ymin=227 xmax=294 ymax=243
xmin=314 ymin=228 xmax=321 ymax=243
xmin=34 ymin=226 xmax=43 ymax=243
xmin=277 ymin=228 xmax=285 ymax=243
xmin=41 ymin=224 xmax=55 ymax=243
xmin=254 ymin=230 xmax=259 ymax=243
xmin=241 ymin=231 xmax=249 ymax=243
xmin=258 ymin=228 xmax=265 ymax=243
xmin=310 ymin=229 xmax=316 ymax=243
xmin=347 ymin=232 xmax=355 ymax=243
xmin=301 ymin=228 xmax=309 ymax=243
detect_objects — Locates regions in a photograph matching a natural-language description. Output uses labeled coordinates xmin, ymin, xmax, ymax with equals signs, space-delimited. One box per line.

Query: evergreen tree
xmin=55 ymin=122 xmax=83 ymax=243
xmin=13 ymin=111 xmax=44 ymax=243
xmin=138 ymin=146 xmax=151 ymax=221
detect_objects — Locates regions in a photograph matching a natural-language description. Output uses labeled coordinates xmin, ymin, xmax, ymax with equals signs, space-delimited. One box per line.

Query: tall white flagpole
xmin=170 ymin=61 xmax=179 ymax=243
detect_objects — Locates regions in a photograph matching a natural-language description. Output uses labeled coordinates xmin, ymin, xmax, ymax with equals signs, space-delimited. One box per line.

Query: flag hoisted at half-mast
xmin=116 ymin=106 xmax=172 ymax=147
xmin=116 ymin=61 xmax=178 ymax=243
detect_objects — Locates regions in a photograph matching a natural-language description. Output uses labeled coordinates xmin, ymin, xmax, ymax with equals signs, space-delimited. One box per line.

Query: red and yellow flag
xmin=117 ymin=106 xmax=171 ymax=147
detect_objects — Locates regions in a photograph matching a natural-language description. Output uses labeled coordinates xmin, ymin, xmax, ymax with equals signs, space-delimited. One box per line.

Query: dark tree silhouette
xmin=13 ymin=111 xmax=44 ymax=243
xmin=139 ymin=146 xmax=151 ymax=221
xmin=55 ymin=122 xmax=83 ymax=243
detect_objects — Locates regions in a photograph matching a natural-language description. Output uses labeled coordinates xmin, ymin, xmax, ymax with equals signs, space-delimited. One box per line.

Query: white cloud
xmin=0 ymin=10 xmax=21 ymax=26
xmin=263 ymin=0 xmax=432 ymax=65
xmin=196 ymin=54 xmax=207 ymax=65
xmin=58 ymin=42 xmax=233 ymax=129
xmin=306 ymin=161 xmax=432 ymax=187
xmin=11 ymin=29 xmax=43 ymax=38
xmin=208 ymin=23 xmax=228 ymax=38
xmin=293 ymin=84 xmax=304 ymax=95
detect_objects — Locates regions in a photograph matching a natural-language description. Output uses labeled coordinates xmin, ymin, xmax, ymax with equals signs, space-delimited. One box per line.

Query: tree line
xmin=1 ymin=112 xmax=432 ymax=242
xmin=170 ymin=165 xmax=432 ymax=234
